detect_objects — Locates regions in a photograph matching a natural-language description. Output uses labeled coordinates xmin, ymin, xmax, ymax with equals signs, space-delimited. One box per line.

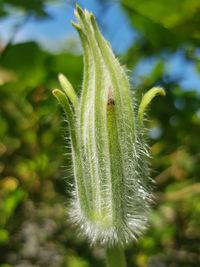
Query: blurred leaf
xmin=0 ymin=42 xmax=48 ymax=87
xmin=122 ymin=0 xmax=200 ymax=52
xmin=0 ymin=188 xmax=26 ymax=227
xmin=0 ymin=0 xmax=54 ymax=18
xmin=0 ymin=229 xmax=9 ymax=244
xmin=67 ymin=254 xmax=90 ymax=267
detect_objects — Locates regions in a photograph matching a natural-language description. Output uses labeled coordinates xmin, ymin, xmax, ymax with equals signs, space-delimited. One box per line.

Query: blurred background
xmin=0 ymin=0 xmax=200 ymax=266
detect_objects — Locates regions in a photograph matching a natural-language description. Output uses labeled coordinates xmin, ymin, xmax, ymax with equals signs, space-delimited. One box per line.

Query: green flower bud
xmin=53 ymin=5 xmax=165 ymax=247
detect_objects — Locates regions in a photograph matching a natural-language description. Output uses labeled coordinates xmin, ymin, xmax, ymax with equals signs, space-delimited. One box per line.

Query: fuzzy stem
xmin=106 ymin=246 xmax=126 ymax=267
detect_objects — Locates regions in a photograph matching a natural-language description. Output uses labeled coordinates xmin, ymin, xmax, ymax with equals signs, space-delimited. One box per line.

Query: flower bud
xmin=53 ymin=5 xmax=165 ymax=247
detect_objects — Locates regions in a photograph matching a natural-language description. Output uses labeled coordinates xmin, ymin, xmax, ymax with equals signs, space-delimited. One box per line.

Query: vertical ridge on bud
xmin=73 ymin=21 xmax=99 ymax=218
xmin=106 ymin=93 xmax=125 ymax=228
xmin=75 ymin=6 xmax=113 ymax=225
xmin=53 ymin=5 xmax=165 ymax=247
xmin=52 ymin=89 xmax=90 ymax=218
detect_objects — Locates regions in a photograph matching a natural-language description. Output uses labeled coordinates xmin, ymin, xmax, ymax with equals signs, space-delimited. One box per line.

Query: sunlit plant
xmin=53 ymin=5 xmax=165 ymax=267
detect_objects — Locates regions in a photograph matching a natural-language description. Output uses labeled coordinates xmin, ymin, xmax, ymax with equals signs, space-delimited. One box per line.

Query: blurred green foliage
xmin=0 ymin=0 xmax=200 ymax=266
xmin=122 ymin=0 xmax=200 ymax=49
xmin=0 ymin=0 xmax=56 ymax=18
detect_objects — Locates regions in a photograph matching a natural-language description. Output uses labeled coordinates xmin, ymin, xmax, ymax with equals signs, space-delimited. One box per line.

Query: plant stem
xmin=106 ymin=246 xmax=126 ymax=267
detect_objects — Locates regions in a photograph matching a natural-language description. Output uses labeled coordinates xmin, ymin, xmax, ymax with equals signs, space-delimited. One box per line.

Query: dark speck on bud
xmin=107 ymin=87 xmax=115 ymax=106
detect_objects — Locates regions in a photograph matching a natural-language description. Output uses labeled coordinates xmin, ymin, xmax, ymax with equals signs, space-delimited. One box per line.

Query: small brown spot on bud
xmin=107 ymin=86 xmax=115 ymax=106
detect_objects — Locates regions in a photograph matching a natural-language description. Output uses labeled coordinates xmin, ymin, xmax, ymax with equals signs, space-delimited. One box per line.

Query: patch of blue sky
xmin=167 ymin=52 xmax=200 ymax=91
xmin=133 ymin=52 xmax=200 ymax=91
xmin=0 ymin=0 xmax=136 ymax=53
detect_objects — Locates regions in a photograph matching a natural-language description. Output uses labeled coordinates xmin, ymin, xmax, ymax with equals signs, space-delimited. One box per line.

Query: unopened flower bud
xmin=53 ymin=5 xmax=165 ymax=247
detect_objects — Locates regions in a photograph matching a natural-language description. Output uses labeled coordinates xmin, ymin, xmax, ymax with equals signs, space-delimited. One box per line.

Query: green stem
xmin=106 ymin=246 xmax=126 ymax=267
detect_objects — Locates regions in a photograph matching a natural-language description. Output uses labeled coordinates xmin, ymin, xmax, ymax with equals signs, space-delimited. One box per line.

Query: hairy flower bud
xmin=53 ymin=5 xmax=165 ymax=247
